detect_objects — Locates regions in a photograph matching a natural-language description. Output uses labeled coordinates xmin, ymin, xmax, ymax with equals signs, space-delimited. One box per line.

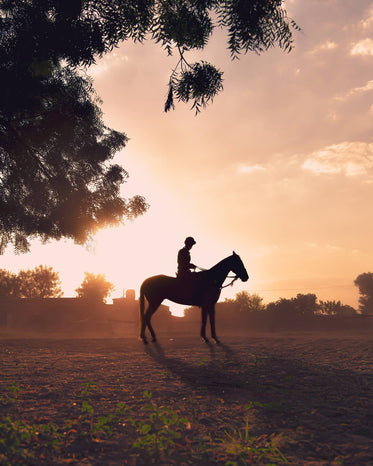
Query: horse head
xmin=231 ymin=251 xmax=249 ymax=282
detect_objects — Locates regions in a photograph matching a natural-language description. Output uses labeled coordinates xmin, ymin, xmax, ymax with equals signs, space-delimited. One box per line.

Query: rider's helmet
xmin=185 ymin=236 xmax=196 ymax=246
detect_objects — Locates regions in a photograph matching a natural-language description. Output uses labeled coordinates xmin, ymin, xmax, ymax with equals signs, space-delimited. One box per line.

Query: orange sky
xmin=2 ymin=0 xmax=373 ymax=314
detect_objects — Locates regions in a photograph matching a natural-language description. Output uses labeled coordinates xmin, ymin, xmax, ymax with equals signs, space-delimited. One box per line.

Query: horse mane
xmin=207 ymin=254 xmax=234 ymax=274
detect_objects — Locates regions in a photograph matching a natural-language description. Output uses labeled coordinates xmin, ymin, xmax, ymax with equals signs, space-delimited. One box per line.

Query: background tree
xmin=226 ymin=291 xmax=266 ymax=313
xmin=0 ymin=0 xmax=298 ymax=252
xmin=0 ymin=266 xmax=62 ymax=297
xmin=16 ymin=265 xmax=63 ymax=298
xmin=17 ymin=265 xmax=63 ymax=298
xmin=354 ymin=273 xmax=373 ymax=315
xmin=75 ymin=272 xmax=114 ymax=303
xmin=0 ymin=269 xmax=18 ymax=297
xmin=292 ymin=293 xmax=318 ymax=317
xmin=266 ymin=297 xmax=296 ymax=319
xmin=266 ymin=293 xmax=319 ymax=319
xmin=318 ymin=300 xmax=357 ymax=317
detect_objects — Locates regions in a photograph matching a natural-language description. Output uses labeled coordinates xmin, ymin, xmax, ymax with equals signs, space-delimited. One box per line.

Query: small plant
xmin=0 ymin=383 xmax=20 ymax=406
xmin=78 ymin=382 xmax=116 ymax=439
xmin=161 ymin=369 xmax=172 ymax=380
xmin=0 ymin=417 xmax=36 ymax=464
xmin=217 ymin=406 xmax=289 ymax=465
xmin=247 ymin=353 xmax=269 ymax=370
xmin=245 ymin=400 xmax=284 ymax=414
xmin=219 ymin=427 xmax=288 ymax=465
xmin=0 ymin=416 xmax=63 ymax=465
xmin=80 ymin=382 xmax=97 ymax=404
xmin=131 ymin=391 xmax=190 ymax=461
xmin=199 ymin=356 xmax=208 ymax=366
xmin=1 ymin=379 xmax=290 ymax=465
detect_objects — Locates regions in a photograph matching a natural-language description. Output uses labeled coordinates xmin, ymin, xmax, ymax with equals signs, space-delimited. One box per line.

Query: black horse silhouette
xmin=139 ymin=252 xmax=249 ymax=344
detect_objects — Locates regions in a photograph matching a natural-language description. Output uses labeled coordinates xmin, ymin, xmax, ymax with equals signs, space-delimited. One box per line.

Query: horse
xmin=139 ymin=252 xmax=249 ymax=344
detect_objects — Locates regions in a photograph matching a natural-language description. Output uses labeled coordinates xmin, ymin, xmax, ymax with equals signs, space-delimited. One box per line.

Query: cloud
xmin=310 ymin=40 xmax=338 ymax=54
xmin=335 ymin=79 xmax=373 ymax=101
xmin=360 ymin=6 xmax=373 ymax=29
xmin=237 ymin=164 xmax=265 ymax=174
xmin=89 ymin=51 xmax=129 ymax=76
xmin=302 ymin=142 xmax=373 ymax=177
xmin=350 ymin=38 xmax=373 ymax=56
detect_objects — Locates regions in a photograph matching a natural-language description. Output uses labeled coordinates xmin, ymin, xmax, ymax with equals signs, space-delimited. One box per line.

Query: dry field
xmin=1 ymin=332 xmax=372 ymax=465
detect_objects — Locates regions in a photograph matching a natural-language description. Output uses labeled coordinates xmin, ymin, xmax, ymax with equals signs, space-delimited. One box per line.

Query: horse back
xmin=140 ymin=275 xmax=177 ymax=301
xmin=141 ymin=274 xmax=176 ymax=289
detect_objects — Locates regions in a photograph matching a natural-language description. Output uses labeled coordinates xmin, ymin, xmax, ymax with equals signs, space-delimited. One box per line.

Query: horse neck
xmin=208 ymin=256 xmax=233 ymax=287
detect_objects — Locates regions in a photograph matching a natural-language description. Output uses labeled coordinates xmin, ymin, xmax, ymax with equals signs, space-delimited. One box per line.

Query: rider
xmin=177 ymin=237 xmax=197 ymax=279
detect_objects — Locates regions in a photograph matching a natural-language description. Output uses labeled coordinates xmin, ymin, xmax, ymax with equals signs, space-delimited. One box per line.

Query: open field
xmin=1 ymin=333 xmax=372 ymax=465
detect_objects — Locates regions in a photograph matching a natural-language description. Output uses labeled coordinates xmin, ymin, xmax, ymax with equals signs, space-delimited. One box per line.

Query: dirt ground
xmin=1 ymin=332 xmax=372 ymax=465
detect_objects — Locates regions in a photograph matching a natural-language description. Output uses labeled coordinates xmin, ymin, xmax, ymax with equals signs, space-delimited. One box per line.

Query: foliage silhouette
xmin=225 ymin=291 xmax=265 ymax=313
xmin=0 ymin=63 xmax=148 ymax=253
xmin=354 ymin=272 xmax=373 ymax=315
xmin=0 ymin=270 xmax=18 ymax=298
xmin=0 ymin=265 xmax=62 ymax=298
xmin=1 ymin=1 xmax=298 ymax=109
xmin=75 ymin=272 xmax=114 ymax=303
xmin=0 ymin=0 xmax=298 ymax=251
xmin=266 ymin=293 xmax=319 ymax=318
xmin=0 ymin=1 xmax=149 ymax=253
xmin=318 ymin=300 xmax=357 ymax=317
xmin=185 ymin=290 xmax=358 ymax=330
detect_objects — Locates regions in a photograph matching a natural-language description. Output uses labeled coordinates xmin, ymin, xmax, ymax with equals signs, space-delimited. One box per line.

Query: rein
xmin=221 ymin=276 xmax=238 ymax=288
xmin=195 ymin=266 xmax=238 ymax=289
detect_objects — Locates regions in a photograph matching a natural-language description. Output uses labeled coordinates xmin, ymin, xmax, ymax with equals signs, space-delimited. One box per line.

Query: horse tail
xmin=139 ymin=283 xmax=145 ymax=328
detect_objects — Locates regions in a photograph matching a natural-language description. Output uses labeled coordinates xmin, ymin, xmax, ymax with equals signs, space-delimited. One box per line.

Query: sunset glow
xmin=2 ymin=0 xmax=373 ymax=315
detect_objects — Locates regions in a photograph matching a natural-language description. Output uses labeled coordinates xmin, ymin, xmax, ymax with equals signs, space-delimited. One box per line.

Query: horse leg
xmin=200 ymin=306 xmax=209 ymax=343
xmin=145 ymin=302 xmax=161 ymax=343
xmin=140 ymin=308 xmax=148 ymax=344
xmin=139 ymin=289 xmax=148 ymax=344
xmin=208 ymin=305 xmax=220 ymax=344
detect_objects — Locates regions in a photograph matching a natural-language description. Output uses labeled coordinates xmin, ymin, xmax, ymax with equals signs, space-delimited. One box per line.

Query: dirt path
xmin=1 ymin=334 xmax=372 ymax=465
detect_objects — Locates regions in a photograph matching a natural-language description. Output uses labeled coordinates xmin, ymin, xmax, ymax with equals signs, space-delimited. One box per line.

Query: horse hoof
xmin=213 ymin=338 xmax=221 ymax=345
xmin=201 ymin=337 xmax=209 ymax=344
xmin=140 ymin=337 xmax=148 ymax=344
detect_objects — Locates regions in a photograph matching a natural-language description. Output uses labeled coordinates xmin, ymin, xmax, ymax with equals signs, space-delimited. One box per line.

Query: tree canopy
xmin=0 ymin=0 xmax=298 ymax=252
xmin=354 ymin=273 xmax=373 ymax=315
xmin=0 ymin=270 xmax=18 ymax=297
xmin=1 ymin=0 xmax=297 ymax=107
xmin=0 ymin=265 xmax=63 ymax=298
xmin=75 ymin=272 xmax=114 ymax=303
xmin=318 ymin=300 xmax=357 ymax=317
xmin=266 ymin=293 xmax=319 ymax=319
xmin=225 ymin=291 xmax=265 ymax=313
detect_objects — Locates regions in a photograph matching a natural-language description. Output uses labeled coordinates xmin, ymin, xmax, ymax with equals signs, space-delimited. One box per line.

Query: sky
xmin=2 ymin=0 xmax=373 ymax=314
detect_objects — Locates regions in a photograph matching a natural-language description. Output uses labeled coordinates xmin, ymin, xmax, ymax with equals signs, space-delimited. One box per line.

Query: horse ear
xmin=233 ymin=251 xmax=237 ymax=256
